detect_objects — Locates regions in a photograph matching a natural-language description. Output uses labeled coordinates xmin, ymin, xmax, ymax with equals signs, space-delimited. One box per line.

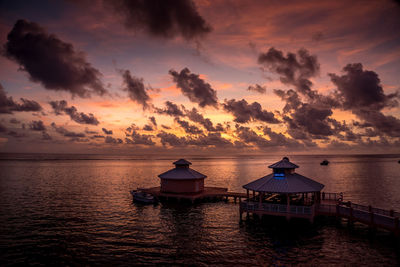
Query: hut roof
xmin=158 ymin=168 xmax=206 ymax=180
xmin=173 ymin=159 xmax=192 ymax=165
xmin=268 ymin=157 xmax=299 ymax=169
xmin=243 ymin=173 xmax=324 ymax=193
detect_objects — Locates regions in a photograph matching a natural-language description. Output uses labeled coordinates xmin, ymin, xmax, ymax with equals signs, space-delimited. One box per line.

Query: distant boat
xmin=130 ymin=190 xmax=157 ymax=204
xmin=320 ymin=160 xmax=329 ymax=166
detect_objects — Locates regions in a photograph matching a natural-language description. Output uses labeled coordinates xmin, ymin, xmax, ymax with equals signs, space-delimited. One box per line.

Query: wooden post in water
xmin=348 ymin=201 xmax=354 ymax=227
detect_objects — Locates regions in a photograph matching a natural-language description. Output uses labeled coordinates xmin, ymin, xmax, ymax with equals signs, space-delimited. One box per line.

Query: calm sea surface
xmin=1 ymin=153 xmax=400 ymax=266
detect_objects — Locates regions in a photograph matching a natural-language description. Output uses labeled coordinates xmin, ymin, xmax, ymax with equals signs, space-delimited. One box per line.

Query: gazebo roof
xmin=268 ymin=157 xmax=299 ymax=169
xmin=243 ymin=173 xmax=324 ymax=193
xmin=173 ymin=159 xmax=192 ymax=166
xmin=159 ymin=159 xmax=206 ymax=180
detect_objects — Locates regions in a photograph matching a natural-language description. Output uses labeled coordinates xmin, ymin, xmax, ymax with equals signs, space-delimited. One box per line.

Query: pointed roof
xmin=268 ymin=157 xmax=299 ymax=169
xmin=173 ymin=159 xmax=192 ymax=166
xmin=243 ymin=173 xmax=324 ymax=193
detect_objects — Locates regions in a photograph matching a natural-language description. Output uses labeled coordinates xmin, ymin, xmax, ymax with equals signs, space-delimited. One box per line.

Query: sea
xmin=0 ymin=153 xmax=399 ymax=266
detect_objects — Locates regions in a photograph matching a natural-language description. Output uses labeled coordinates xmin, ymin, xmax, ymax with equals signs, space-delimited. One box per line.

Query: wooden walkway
xmin=139 ymin=186 xmax=246 ymax=202
xmin=317 ymin=202 xmax=400 ymax=234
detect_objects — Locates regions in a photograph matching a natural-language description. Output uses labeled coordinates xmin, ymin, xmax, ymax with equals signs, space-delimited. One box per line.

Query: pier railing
xmin=240 ymin=201 xmax=312 ymax=215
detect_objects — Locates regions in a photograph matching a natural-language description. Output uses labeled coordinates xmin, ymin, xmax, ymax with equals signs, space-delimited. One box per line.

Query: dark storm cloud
xmin=174 ymin=118 xmax=203 ymax=134
xmin=49 ymin=100 xmax=99 ymax=125
xmin=222 ymin=99 xmax=280 ymax=124
xmin=0 ymin=83 xmax=42 ymax=114
xmin=102 ymin=128 xmax=113 ymax=135
xmin=155 ymin=101 xmax=185 ymax=117
xmin=273 ymin=87 xmax=348 ymax=140
xmin=329 ymin=63 xmax=398 ymax=111
xmin=258 ymin=47 xmax=319 ymax=98
xmin=121 ymin=70 xmax=151 ymax=109
xmin=51 ymin=122 xmax=86 ymax=138
xmin=125 ymin=130 xmax=155 ymax=145
xmin=169 ymin=68 xmax=218 ymax=108
xmin=247 ymin=84 xmax=266 ymax=94
xmin=104 ymin=0 xmax=211 ymax=39
xmin=4 ymin=20 xmax=107 ymax=98
xmin=329 ymin=63 xmax=400 ymax=137
xmin=29 ymin=120 xmax=46 ymax=131
xmin=105 ymin=136 xmax=123 ymax=144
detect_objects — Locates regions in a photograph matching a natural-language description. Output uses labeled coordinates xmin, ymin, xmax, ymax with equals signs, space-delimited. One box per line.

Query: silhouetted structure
xmin=158 ymin=159 xmax=206 ymax=193
xmin=240 ymin=157 xmax=324 ymax=222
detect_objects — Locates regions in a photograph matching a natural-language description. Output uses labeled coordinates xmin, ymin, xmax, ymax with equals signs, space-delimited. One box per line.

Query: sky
xmin=0 ymin=0 xmax=399 ymax=155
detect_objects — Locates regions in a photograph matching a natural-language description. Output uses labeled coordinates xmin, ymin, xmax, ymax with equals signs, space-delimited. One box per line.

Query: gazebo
xmin=240 ymin=157 xmax=325 ymax=222
xmin=158 ymin=159 xmax=207 ymax=193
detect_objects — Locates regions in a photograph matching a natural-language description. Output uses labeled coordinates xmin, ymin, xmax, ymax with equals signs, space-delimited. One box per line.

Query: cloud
xmin=7 ymin=130 xmax=27 ymax=138
xmin=184 ymin=107 xmax=223 ymax=132
xmin=51 ymin=122 xmax=86 ymax=138
xmin=49 ymin=100 xmax=99 ymax=125
xmin=169 ymin=68 xmax=218 ymax=108
xmin=102 ymin=128 xmax=113 ymax=135
xmin=258 ymin=47 xmax=319 ymax=99
xmin=155 ymin=101 xmax=185 ymax=117
xmin=142 ymin=124 xmax=154 ymax=131
xmin=9 ymin=118 xmax=21 ymax=124
xmin=149 ymin=116 xmax=157 ymax=126
xmin=222 ymin=99 xmax=280 ymax=124
xmin=247 ymin=84 xmax=266 ymax=94
xmin=4 ymin=19 xmax=107 ymax=98
xmin=41 ymin=131 xmax=52 ymax=140
xmin=329 ymin=63 xmax=400 ymax=137
xmin=0 ymin=122 xmax=7 ymax=132
xmin=125 ymin=130 xmax=155 ymax=145
xmin=157 ymin=131 xmax=188 ymax=147
xmin=120 ymin=70 xmax=151 ymax=109
xmin=329 ymin=63 xmax=398 ymax=111
xmin=174 ymin=118 xmax=203 ymax=134
xmin=188 ymin=132 xmax=233 ymax=147
xmin=105 ymin=136 xmax=123 ymax=144
xmin=0 ymin=83 xmax=42 ymax=114
xmin=29 ymin=120 xmax=46 ymax=131
xmin=104 ymin=0 xmax=211 ymax=39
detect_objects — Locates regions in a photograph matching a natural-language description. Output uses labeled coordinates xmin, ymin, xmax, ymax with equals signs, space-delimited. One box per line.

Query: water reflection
xmin=0 ymin=154 xmax=399 ymax=265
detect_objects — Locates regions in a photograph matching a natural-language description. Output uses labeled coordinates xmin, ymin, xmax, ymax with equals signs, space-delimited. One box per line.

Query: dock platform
xmin=140 ymin=186 xmax=246 ymax=202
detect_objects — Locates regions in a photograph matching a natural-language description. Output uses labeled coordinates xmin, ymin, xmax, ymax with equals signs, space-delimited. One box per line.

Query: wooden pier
xmin=140 ymin=186 xmax=246 ymax=203
xmin=240 ymin=192 xmax=400 ymax=235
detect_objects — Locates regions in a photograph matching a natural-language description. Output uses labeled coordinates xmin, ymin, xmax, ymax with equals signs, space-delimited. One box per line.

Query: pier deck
xmin=140 ymin=186 xmax=246 ymax=202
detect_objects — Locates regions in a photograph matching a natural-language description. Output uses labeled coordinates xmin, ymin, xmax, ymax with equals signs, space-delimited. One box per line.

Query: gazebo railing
xmin=240 ymin=201 xmax=312 ymax=215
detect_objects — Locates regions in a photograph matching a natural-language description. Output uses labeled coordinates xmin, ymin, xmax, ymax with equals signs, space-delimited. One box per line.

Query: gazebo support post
xmin=246 ymin=189 xmax=249 ymax=201
xmin=286 ymin=193 xmax=291 ymax=221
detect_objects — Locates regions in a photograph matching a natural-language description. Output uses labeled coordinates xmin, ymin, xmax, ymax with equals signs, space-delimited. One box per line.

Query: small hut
xmin=158 ymin=159 xmax=206 ymax=194
xmin=241 ymin=157 xmax=324 ymax=221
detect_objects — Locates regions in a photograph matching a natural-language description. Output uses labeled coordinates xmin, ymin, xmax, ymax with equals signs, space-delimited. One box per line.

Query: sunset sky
xmin=0 ymin=0 xmax=399 ymax=155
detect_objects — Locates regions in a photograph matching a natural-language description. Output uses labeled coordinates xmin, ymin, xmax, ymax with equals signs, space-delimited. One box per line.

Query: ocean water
xmin=0 ymin=153 xmax=399 ymax=266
